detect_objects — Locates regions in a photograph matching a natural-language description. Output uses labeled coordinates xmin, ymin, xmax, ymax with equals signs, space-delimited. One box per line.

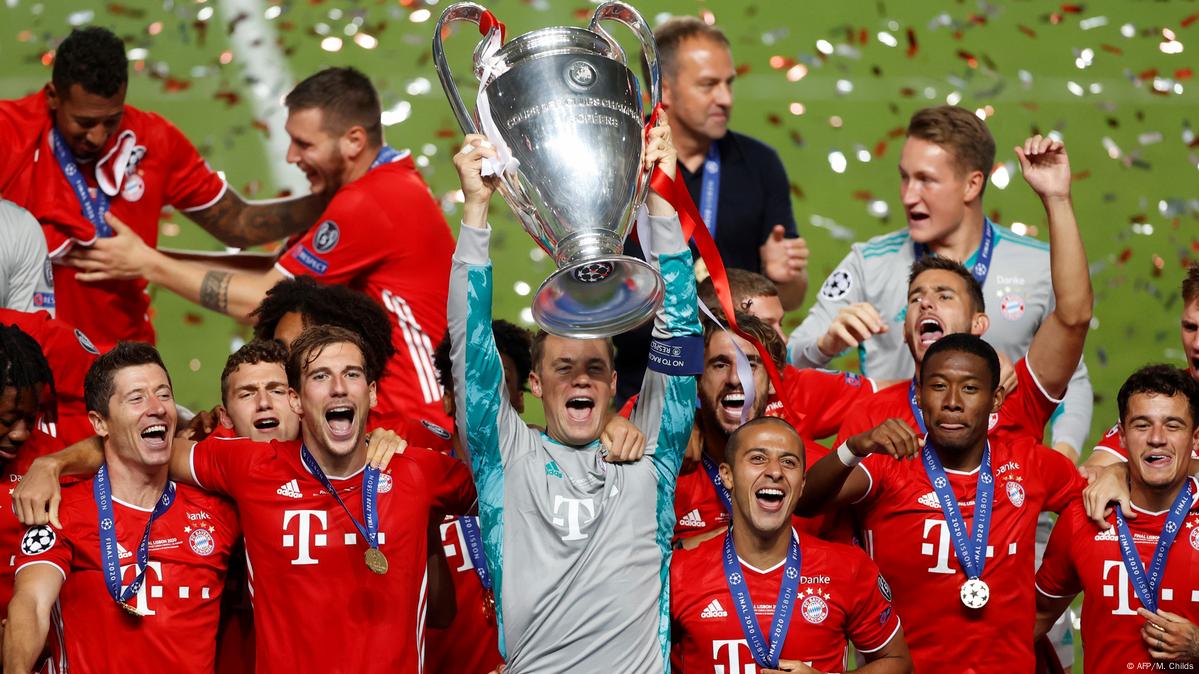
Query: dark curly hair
xmin=251 ymin=277 xmax=394 ymax=384
xmin=433 ymin=320 xmax=533 ymax=401
xmin=53 ymin=26 xmax=128 ymax=98
xmin=220 ymin=339 xmax=289 ymax=405
xmin=0 ymin=324 xmax=56 ymax=421
xmin=1118 ymin=364 xmax=1199 ymax=428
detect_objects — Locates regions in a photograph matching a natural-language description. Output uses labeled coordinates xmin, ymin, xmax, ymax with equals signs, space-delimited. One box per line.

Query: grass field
xmin=3 ymin=1 xmax=1199 ymax=666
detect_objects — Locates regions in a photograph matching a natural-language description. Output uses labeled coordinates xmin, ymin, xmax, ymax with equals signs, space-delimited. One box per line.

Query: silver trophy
xmin=433 ymin=1 xmax=664 ymax=338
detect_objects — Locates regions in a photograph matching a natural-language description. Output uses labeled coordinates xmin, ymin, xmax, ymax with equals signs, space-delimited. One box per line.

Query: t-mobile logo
xmin=1102 ymin=560 xmax=1139 ymax=616
xmin=440 ymin=519 xmax=475 ymax=572
xmin=920 ymin=519 xmax=1002 ymax=574
xmin=282 ymin=510 xmax=328 ymax=565
xmin=711 ymin=640 xmax=813 ymax=674
xmin=119 ymin=560 xmax=163 ymax=616
xmin=551 ymin=496 xmax=596 ymax=541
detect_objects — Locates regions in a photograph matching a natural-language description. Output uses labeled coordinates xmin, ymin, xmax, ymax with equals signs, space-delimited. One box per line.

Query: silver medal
xmin=960 ymin=578 xmax=990 ymax=609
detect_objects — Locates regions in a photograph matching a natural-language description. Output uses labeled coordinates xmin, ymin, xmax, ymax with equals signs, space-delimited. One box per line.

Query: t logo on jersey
xmin=282 ymin=510 xmax=328 ymax=565
xmin=1102 ymin=560 xmax=1139 ymax=616
xmin=440 ymin=519 xmax=475 ymax=573
xmin=551 ymin=496 xmax=595 ymax=542
xmin=711 ymin=640 xmax=813 ymax=674
xmin=119 ymin=560 xmax=163 ymax=616
xmin=920 ymin=519 xmax=1003 ymax=574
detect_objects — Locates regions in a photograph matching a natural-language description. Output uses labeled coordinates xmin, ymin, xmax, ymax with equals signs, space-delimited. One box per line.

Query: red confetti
xmin=1138 ymin=68 xmax=1158 ymax=80
xmin=183 ymin=313 xmax=204 ymax=326
xmin=1018 ymin=24 xmax=1037 ymax=38
xmin=968 ymin=14 xmax=988 ymax=26
xmin=874 ymin=140 xmax=889 ymax=158
xmin=1101 ymin=44 xmax=1123 ymax=55
xmin=40 ymin=50 xmax=53 ymax=66
xmin=735 ymin=64 xmax=752 ymax=76
xmin=957 ymin=50 xmax=979 ymax=68
xmin=906 ymin=28 xmax=918 ymax=57
xmin=851 ymin=190 xmax=873 ymax=201
xmin=1175 ymin=68 xmax=1193 ymax=80
xmin=898 ymin=86 xmax=916 ymax=98
xmin=435 ymin=128 xmax=458 ymax=138
xmin=213 ymin=89 xmax=240 ymax=107
xmin=789 ymin=183 xmax=805 ymax=200
xmin=162 ymin=76 xmax=191 ymax=92
xmin=858 ymin=28 xmax=868 ymax=45
xmin=1060 ymin=4 xmax=1083 ymax=13
xmin=1182 ymin=12 xmax=1199 ymax=28
xmin=886 ymin=127 xmax=906 ymax=139
xmin=1118 ymin=247 xmax=1133 ymax=264
xmin=1072 ymin=169 xmax=1091 ymax=180
xmin=251 ymin=119 xmax=270 ymax=136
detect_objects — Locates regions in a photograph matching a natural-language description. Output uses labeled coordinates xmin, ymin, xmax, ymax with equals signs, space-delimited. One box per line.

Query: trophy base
xmin=532 ymin=255 xmax=664 ymax=339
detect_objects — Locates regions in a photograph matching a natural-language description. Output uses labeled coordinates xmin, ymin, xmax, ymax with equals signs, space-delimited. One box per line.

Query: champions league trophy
xmin=433 ymin=1 xmax=664 ymax=338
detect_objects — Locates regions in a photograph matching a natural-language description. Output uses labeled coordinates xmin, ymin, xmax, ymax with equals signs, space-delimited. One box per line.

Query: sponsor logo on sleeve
xmin=819 ymin=269 xmax=853 ymax=301
xmin=292 ymin=245 xmax=329 ymax=275
xmin=420 ymin=419 xmax=452 ymax=440
xmin=33 ymin=292 xmax=55 ymax=309
xmin=75 ymin=329 xmax=100 ymax=355
xmin=877 ymin=574 xmax=892 ymax=602
xmin=313 ymin=221 xmax=340 ymax=253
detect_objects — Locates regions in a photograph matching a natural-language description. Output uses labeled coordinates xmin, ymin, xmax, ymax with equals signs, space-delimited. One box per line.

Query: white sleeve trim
xmin=855 ymin=619 xmax=903 ymax=654
xmin=187 ymin=442 xmax=206 ymax=490
xmin=1034 ymin=582 xmax=1071 ymax=599
xmin=864 ymin=377 xmax=879 ymax=394
xmin=15 ymin=559 xmax=67 ymax=581
xmin=1091 ymin=446 xmax=1128 ymax=463
xmin=1024 ymin=355 xmax=1065 ymax=405
xmin=851 ymin=461 xmax=875 ymax=504
xmin=272 ymin=262 xmax=296 ymax=279
xmin=178 ymin=180 xmax=229 ymax=213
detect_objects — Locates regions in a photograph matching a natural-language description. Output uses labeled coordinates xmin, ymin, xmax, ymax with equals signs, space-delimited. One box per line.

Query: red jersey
xmin=1036 ymin=482 xmax=1199 ymax=674
xmin=671 ymin=529 xmax=901 ymax=674
xmin=836 ymin=356 xmax=1059 ymax=447
xmin=0 ymin=92 xmax=226 ymax=350
xmin=13 ymin=479 xmax=239 ymax=674
xmin=1093 ymin=420 xmax=1199 ymax=464
xmin=274 ymin=152 xmax=454 ymax=433
xmin=425 ymin=516 xmax=504 ymax=674
xmin=855 ymin=437 xmax=1084 ymax=673
xmin=1 ymin=430 xmax=65 ymax=619
xmin=768 ymin=366 xmax=877 ymax=439
xmin=189 ymin=436 xmax=476 ymax=674
xmin=0 ymin=308 xmax=98 ymax=443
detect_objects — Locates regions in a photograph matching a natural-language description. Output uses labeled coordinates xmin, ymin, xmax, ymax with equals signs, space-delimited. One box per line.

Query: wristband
xmin=647 ymin=336 xmax=704 ymax=376
xmin=836 ymin=442 xmax=863 ymax=468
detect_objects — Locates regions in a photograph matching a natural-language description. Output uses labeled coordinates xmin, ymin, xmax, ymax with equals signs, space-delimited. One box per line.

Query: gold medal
xmin=364 ymin=547 xmax=389 ymax=575
xmin=482 ymin=589 xmax=497 ymax=624
xmin=119 ymin=601 xmax=143 ymax=617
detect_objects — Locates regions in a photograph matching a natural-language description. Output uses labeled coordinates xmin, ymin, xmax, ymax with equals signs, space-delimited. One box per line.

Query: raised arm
xmin=3 ymin=564 xmax=64 ymax=673
xmin=1019 ymin=135 xmax=1092 ymax=399
xmin=786 ymin=248 xmax=881 ymax=368
xmin=794 ymin=419 xmax=919 ymax=517
xmin=184 ymin=188 xmax=328 ymax=249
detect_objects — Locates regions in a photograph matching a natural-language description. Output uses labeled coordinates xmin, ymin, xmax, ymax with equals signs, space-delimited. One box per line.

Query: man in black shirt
xmin=617 ymin=16 xmax=807 ymax=405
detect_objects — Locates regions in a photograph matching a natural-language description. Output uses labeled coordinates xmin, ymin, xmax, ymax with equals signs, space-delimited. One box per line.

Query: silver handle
xmin=432 ymin=2 xmax=498 ymax=135
xmin=588 ymin=1 xmax=661 ymax=114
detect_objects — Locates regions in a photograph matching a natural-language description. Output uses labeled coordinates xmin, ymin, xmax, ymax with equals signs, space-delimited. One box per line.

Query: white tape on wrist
xmin=836 ymin=442 xmax=863 ymax=468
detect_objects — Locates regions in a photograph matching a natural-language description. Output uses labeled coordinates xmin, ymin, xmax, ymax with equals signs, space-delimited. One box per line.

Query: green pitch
xmin=2 ymin=0 xmax=1196 ymax=446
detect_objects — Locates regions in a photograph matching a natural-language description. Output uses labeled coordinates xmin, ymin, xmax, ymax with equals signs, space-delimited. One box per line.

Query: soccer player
xmin=214 ymin=339 xmax=298 ymax=443
xmin=13 ymin=326 xmax=468 ymax=674
xmin=1088 ymin=263 xmax=1199 ymax=471
xmin=796 ymin=334 xmax=1085 ymax=673
xmin=789 ymin=114 xmax=1093 ymax=460
xmin=66 ymin=67 xmax=455 ymax=435
xmin=448 ymin=119 xmax=700 ymax=672
xmin=0 ymin=27 xmax=329 ymax=351
xmin=0 ymin=200 xmax=54 ymax=314
xmin=0 ymin=325 xmax=60 ymax=620
xmin=671 ymin=416 xmax=910 ymax=674
xmin=4 ymin=343 xmax=240 ymax=673
xmin=1036 ymin=365 xmax=1199 ymax=672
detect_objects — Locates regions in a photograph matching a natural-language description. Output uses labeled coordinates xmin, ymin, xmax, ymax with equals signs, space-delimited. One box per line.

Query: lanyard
xmin=913 ymin=218 xmax=996 ymax=287
xmin=459 ymin=516 xmax=492 ymax=591
xmin=908 ymin=379 xmax=926 ymax=435
xmin=698 ymin=143 xmax=721 ymax=236
xmin=1115 ymin=480 xmax=1194 ymax=613
xmin=722 ymin=529 xmax=801 ymax=668
xmin=921 ymin=441 xmax=994 ymax=581
xmin=94 ymin=463 xmax=176 ymax=613
xmin=371 ymin=145 xmax=403 ymax=170
xmin=700 ymin=454 xmax=733 ymax=514
xmin=50 ymin=128 xmax=112 ymax=237
xmin=299 ymin=445 xmax=382 ymax=554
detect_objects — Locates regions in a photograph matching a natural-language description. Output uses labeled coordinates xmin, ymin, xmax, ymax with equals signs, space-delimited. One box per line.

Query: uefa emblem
xmin=934 ymin=477 xmax=947 ymax=489
xmin=189 ymin=527 xmax=216 ymax=557
xmin=313 ymin=221 xmax=340 ymax=253
xmin=877 ymin=574 xmax=892 ymax=602
xmin=1006 ymin=481 xmax=1026 ymax=508
xmin=801 ymin=594 xmax=829 ymax=624
xmin=727 ymin=573 xmax=743 ymax=585
xmin=20 ymin=526 xmax=56 ymax=556
xmin=378 ymin=473 xmax=394 ymax=494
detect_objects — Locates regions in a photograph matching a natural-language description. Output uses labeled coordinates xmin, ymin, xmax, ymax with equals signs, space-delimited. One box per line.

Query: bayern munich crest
xmin=1000 ymin=294 xmax=1025 ymax=321
xmin=1006 ymin=481 xmax=1026 ymax=508
xmin=189 ymin=527 xmax=216 ymax=557
xmin=801 ymin=594 xmax=829 ymax=624
xmin=378 ymin=473 xmax=394 ymax=494
xmin=1189 ymin=524 xmax=1199 ymax=551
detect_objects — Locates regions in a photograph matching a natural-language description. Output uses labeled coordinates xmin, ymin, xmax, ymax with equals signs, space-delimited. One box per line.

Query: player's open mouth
xmin=1143 ymin=452 xmax=1173 ymax=468
xmin=253 ymin=417 xmax=281 ymax=430
xmin=140 ymin=424 xmax=169 ymax=449
xmin=919 ymin=318 xmax=944 ymax=346
xmin=908 ymin=211 xmax=930 ymax=222
xmin=0 ymin=445 xmax=17 ymax=461
xmin=755 ymin=487 xmax=786 ymax=512
xmin=325 ymin=406 xmax=356 ymax=438
xmin=565 ymin=396 xmax=595 ymax=423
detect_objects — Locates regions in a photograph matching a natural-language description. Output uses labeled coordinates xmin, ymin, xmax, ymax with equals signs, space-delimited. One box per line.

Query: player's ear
xmin=341 ymin=125 xmax=368 ymax=159
xmin=529 ymin=371 xmax=544 ymax=399
xmin=990 ymin=383 xmax=1006 ymax=414
xmin=368 ymin=381 xmax=378 ymax=409
xmin=962 ymin=169 xmax=985 ymax=203
xmin=718 ymin=458 xmax=734 ymax=491
xmin=971 ymin=312 xmax=989 ymax=336
xmin=288 ymin=388 xmax=302 ymax=417
xmin=88 ymin=410 xmax=108 ymax=437
xmin=217 ymin=406 xmax=234 ymax=430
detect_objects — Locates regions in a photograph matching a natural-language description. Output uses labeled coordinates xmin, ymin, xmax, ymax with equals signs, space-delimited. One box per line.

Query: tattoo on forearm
xmin=199 ymin=271 xmax=232 ymax=313
xmin=187 ymin=190 xmax=327 ymax=248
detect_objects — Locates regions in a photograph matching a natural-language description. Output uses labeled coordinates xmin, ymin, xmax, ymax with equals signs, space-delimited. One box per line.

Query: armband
xmin=647 ymin=336 xmax=704 ymax=376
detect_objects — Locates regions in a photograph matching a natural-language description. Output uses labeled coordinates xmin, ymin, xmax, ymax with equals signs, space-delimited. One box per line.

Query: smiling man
xmin=671 ymin=417 xmax=911 ymax=674
xmin=4 ymin=343 xmax=240 ymax=674
xmin=1036 ymin=365 xmax=1199 ymax=673
xmin=788 ymin=110 xmax=1094 ymax=461
xmin=796 ymin=334 xmax=1085 ymax=673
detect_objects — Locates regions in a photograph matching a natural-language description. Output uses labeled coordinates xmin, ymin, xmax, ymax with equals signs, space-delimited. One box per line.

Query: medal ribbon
xmin=94 ymin=463 xmax=176 ymax=610
xmin=908 ymin=379 xmax=926 ymax=435
xmin=459 ymin=515 xmax=493 ymax=592
xmin=299 ymin=445 xmax=382 ymax=554
xmin=700 ymin=454 xmax=733 ymax=514
xmin=921 ymin=441 xmax=994 ymax=581
xmin=370 ymin=145 xmax=403 ymax=170
xmin=1114 ymin=479 xmax=1194 ymax=613
xmin=698 ymin=143 xmax=721 ymax=236
xmin=50 ymin=127 xmax=112 ymax=237
xmin=913 ymin=218 xmax=996 ymax=287
xmin=721 ymin=529 xmax=802 ymax=668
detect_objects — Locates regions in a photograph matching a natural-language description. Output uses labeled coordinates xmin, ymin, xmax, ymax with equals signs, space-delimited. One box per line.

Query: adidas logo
xmin=276 ymin=479 xmax=303 ymax=499
xmin=918 ymin=492 xmax=941 ymax=508
xmin=700 ymin=599 xmax=728 ymax=618
xmin=1094 ymin=528 xmax=1118 ymax=542
xmin=679 ymin=509 xmax=705 ymax=528
xmin=117 ymin=543 xmax=132 ymax=560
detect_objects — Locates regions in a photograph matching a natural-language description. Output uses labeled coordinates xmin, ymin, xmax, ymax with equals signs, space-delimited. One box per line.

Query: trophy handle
xmin=588 ymin=1 xmax=662 ymax=113
xmin=433 ymin=2 xmax=504 ymax=135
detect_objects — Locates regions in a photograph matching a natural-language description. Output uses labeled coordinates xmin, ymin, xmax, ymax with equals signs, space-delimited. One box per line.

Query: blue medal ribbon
xmin=458 ymin=515 xmax=492 ymax=592
xmin=908 ymin=379 xmax=926 ymax=435
xmin=700 ymin=454 xmax=733 ymax=514
xmin=913 ymin=218 xmax=996 ymax=286
xmin=1115 ymin=480 xmax=1194 ymax=613
xmin=370 ymin=145 xmax=403 ymax=171
xmin=722 ymin=529 xmax=802 ymax=668
xmin=50 ymin=128 xmax=112 ymax=237
xmin=921 ymin=441 xmax=994 ymax=581
xmin=299 ymin=445 xmax=382 ymax=553
xmin=94 ymin=463 xmax=176 ymax=611
xmin=699 ymin=143 xmax=721 ymax=236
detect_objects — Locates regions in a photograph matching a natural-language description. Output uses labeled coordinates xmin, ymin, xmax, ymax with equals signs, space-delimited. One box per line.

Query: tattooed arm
xmin=185 ymin=189 xmax=328 ymax=248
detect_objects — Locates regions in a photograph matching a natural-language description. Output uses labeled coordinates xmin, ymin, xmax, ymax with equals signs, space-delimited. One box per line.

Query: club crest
xmin=801 ymin=594 xmax=829 ymax=624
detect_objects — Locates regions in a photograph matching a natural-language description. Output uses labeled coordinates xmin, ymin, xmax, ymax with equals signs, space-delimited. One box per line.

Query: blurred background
xmin=2 ymin=0 xmax=1196 ymax=449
